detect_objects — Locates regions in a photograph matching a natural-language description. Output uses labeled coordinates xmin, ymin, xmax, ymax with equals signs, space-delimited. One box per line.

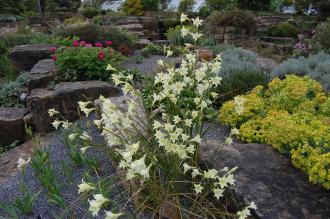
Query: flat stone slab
xmin=0 ymin=133 xmax=54 ymax=184
xmin=28 ymin=59 xmax=57 ymax=90
xmin=10 ymin=44 xmax=56 ymax=71
xmin=27 ymin=81 xmax=121 ymax=133
xmin=0 ymin=107 xmax=29 ymax=147
xmin=202 ymin=137 xmax=330 ymax=219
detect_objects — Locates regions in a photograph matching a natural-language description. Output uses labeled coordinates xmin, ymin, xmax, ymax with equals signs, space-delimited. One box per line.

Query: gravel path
xmin=0 ymin=119 xmax=139 ymax=219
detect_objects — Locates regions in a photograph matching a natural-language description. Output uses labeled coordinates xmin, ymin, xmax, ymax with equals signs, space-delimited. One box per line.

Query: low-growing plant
xmin=13 ymin=183 xmax=40 ymax=216
xmin=0 ymin=40 xmax=14 ymax=79
xmin=0 ymin=72 xmax=27 ymax=107
xmin=219 ymin=75 xmax=330 ymax=189
xmin=122 ymin=0 xmax=143 ymax=15
xmin=49 ymin=14 xmax=257 ymax=218
xmin=0 ymin=202 xmax=18 ymax=219
xmin=166 ymin=25 xmax=194 ymax=46
xmin=141 ymin=43 xmax=182 ymax=57
xmin=81 ymin=4 xmax=100 ymax=19
xmin=178 ymin=0 xmax=196 ymax=13
xmin=314 ymin=20 xmax=330 ymax=53
xmin=272 ymin=52 xmax=330 ymax=90
xmin=266 ymin=22 xmax=299 ymax=38
xmin=0 ymin=140 xmax=20 ymax=154
xmin=54 ymin=41 xmax=126 ymax=82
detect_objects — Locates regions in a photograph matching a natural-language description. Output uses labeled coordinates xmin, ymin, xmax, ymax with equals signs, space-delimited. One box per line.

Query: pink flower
xmin=98 ymin=51 xmax=105 ymax=60
xmin=51 ymin=55 xmax=57 ymax=62
xmin=50 ymin=47 xmax=56 ymax=52
xmin=79 ymin=41 xmax=86 ymax=46
xmin=106 ymin=41 xmax=113 ymax=46
xmin=95 ymin=42 xmax=103 ymax=48
xmin=85 ymin=43 xmax=93 ymax=48
xmin=73 ymin=40 xmax=79 ymax=47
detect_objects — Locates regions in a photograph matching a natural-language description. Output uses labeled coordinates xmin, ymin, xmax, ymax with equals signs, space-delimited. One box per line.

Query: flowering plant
xmin=49 ymin=14 xmax=256 ymax=218
xmin=53 ymin=40 xmax=125 ymax=82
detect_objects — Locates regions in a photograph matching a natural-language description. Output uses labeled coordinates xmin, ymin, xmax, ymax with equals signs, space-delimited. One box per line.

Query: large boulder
xmin=27 ymin=81 xmax=121 ymax=133
xmin=10 ymin=44 xmax=56 ymax=71
xmin=202 ymin=138 xmax=330 ymax=219
xmin=28 ymin=59 xmax=58 ymax=90
xmin=0 ymin=107 xmax=29 ymax=147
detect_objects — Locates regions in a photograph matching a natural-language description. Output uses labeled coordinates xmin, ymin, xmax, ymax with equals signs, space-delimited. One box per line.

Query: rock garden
xmin=0 ymin=0 xmax=329 ymax=218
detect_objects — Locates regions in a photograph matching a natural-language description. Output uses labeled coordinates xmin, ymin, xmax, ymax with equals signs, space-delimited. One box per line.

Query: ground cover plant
xmin=44 ymin=14 xmax=257 ymax=218
xmin=53 ymin=40 xmax=126 ymax=82
xmin=272 ymin=52 xmax=330 ymax=90
xmin=219 ymin=75 xmax=330 ymax=189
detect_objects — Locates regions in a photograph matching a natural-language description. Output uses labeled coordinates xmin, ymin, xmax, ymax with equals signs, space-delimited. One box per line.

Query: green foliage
xmin=266 ymin=22 xmax=299 ymax=38
xmin=0 ymin=14 xmax=22 ymax=23
xmin=237 ymin=0 xmax=272 ymax=11
xmin=314 ymin=20 xmax=330 ymax=53
xmin=215 ymin=71 xmax=269 ymax=106
xmin=317 ymin=0 xmax=330 ymax=18
xmin=54 ymin=22 xmax=136 ymax=49
xmin=63 ymin=16 xmax=86 ymax=26
xmin=55 ymin=45 xmax=125 ymax=82
xmin=219 ymin=75 xmax=330 ymax=189
xmin=178 ymin=0 xmax=195 ymax=13
xmin=0 ymin=0 xmax=35 ymax=15
xmin=166 ymin=26 xmax=194 ymax=46
xmin=0 ymin=140 xmax=19 ymax=154
xmin=0 ymin=73 xmax=27 ymax=107
xmin=272 ymin=52 xmax=330 ymax=90
xmin=0 ymin=40 xmax=14 ymax=79
xmin=141 ymin=0 xmax=159 ymax=11
xmin=205 ymin=10 xmax=256 ymax=31
xmin=141 ymin=43 xmax=182 ymax=57
xmin=206 ymin=0 xmax=238 ymax=11
xmin=81 ymin=4 xmax=100 ymax=19
xmin=13 ymin=183 xmax=40 ymax=215
xmin=122 ymin=0 xmax=144 ymax=15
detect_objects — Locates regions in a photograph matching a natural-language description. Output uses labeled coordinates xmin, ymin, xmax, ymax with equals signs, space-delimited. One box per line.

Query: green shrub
xmin=165 ymin=26 xmax=194 ymax=46
xmin=0 ymin=73 xmax=27 ymax=107
xmin=317 ymin=0 xmax=330 ymax=19
xmin=266 ymin=22 xmax=299 ymax=38
xmin=178 ymin=0 xmax=195 ymax=13
xmin=314 ymin=20 xmax=330 ymax=53
xmin=206 ymin=0 xmax=238 ymax=11
xmin=141 ymin=0 xmax=159 ymax=11
xmin=63 ymin=16 xmax=86 ymax=26
xmin=237 ymin=0 xmax=272 ymax=11
xmin=122 ymin=0 xmax=143 ymax=15
xmin=205 ymin=10 xmax=256 ymax=33
xmin=81 ymin=5 xmax=100 ymax=19
xmin=219 ymin=75 xmax=330 ymax=189
xmin=0 ymin=40 xmax=14 ymax=79
xmin=272 ymin=52 xmax=330 ymax=90
xmin=0 ymin=14 xmax=22 ymax=23
xmin=54 ymin=22 xmax=136 ymax=49
xmin=54 ymin=43 xmax=126 ymax=82
xmin=141 ymin=43 xmax=182 ymax=57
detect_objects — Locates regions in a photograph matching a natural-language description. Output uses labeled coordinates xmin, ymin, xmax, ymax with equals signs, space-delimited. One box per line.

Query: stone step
xmin=135 ymin=38 xmax=151 ymax=49
xmin=27 ymin=81 xmax=121 ymax=133
xmin=0 ymin=107 xmax=29 ymax=147
xmin=201 ymin=127 xmax=330 ymax=219
xmin=28 ymin=59 xmax=58 ymax=90
xmin=10 ymin=44 xmax=58 ymax=71
xmin=260 ymin=36 xmax=295 ymax=44
xmin=128 ymin=31 xmax=146 ymax=38
xmin=118 ymin=24 xmax=144 ymax=32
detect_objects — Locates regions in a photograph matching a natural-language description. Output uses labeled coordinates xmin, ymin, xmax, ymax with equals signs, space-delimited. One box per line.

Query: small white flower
xmin=183 ymin=163 xmax=194 ymax=174
xmin=78 ymin=179 xmax=95 ymax=194
xmin=68 ymin=133 xmax=77 ymax=140
xmin=230 ymin=128 xmax=240 ymax=136
xmin=237 ymin=207 xmax=251 ymax=219
xmin=166 ymin=49 xmax=173 ymax=57
xmin=213 ymin=188 xmax=224 ymax=200
xmin=173 ymin=116 xmax=181 ymax=124
xmin=225 ymin=137 xmax=233 ymax=145
xmin=48 ymin=108 xmax=59 ymax=117
xmin=105 ymin=210 xmax=123 ymax=219
xmin=88 ymin=194 xmax=109 ymax=216
xmin=193 ymin=184 xmax=203 ymax=194
xmin=190 ymin=135 xmax=201 ymax=144
xmin=184 ymin=119 xmax=192 ymax=127
xmin=191 ymin=32 xmax=202 ymax=42
xmin=17 ymin=157 xmax=31 ymax=171
xmin=192 ymin=17 xmax=203 ymax=27
xmin=180 ymin=13 xmax=189 ymax=23
xmin=106 ymin=64 xmax=117 ymax=71
xmin=203 ymin=169 xmax=218 ymax=179
xmin=191 ymin=168 xmax=202 ymax=178
xmin=248 ymin=201 xmax=257 ymax=210
xmin=52 ymin=120 xmax=62 ymax=130
xmin=80 ymin=132 xmax=91 ymax=141
xmin=157 ymin=59 xmax=164 ymax=66
xmin=181 ymin=27 xmax=190 ymax=37
xmin=80 ymin=146 xmax=90 ymax=154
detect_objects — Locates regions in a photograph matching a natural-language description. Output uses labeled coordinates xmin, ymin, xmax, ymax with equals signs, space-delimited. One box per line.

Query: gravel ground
xmin=0 ymin=119 xmax=139 ymax=219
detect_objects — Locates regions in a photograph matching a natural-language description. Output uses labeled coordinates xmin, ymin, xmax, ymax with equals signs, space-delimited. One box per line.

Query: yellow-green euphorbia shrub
xmin=219 ymin=75 xmax=330 ymax=189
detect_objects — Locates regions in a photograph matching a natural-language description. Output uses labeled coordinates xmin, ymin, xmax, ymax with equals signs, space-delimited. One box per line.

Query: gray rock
xmin=202 ymin=139 xmax=330 ymax=219
xmin=27 ymin=81 xmax=121 ymax=133
xmin=0 ymin=107 xmax=29 ymax=147
xmin=10 ymin=44 xmax=56 ymax=71
xmin=28 ymin=59 xmax=58 ymax=90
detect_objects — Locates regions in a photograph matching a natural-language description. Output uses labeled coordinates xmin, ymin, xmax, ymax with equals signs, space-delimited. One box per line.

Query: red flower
xmin=79 ymin=41 xmax=86 ymax=46
xmin=106 ymin=41 xmax=113 ymax=46
xmin=73 ymin=40 xmax=79 ymax=47
xmin=98 ymin=51 xmax=105 ymax=60
xmin=85 ymin=43 xmax=93 ymax=48
xmin=51 ymin=55 xmax=57 ymax=61
xmin=95 ymin=42 xmax=103 ymax=48
xmin=50 ymin=47 xmax=56 ymax=52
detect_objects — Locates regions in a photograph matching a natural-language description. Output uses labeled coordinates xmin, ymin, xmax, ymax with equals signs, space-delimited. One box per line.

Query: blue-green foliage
xmin=272 ymin=52 xmax=330 ymax=90
xmin=219 ymin=48 xmax=264 ymax=77
xmin=0 ymin=73 xmax=27 ymax=107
